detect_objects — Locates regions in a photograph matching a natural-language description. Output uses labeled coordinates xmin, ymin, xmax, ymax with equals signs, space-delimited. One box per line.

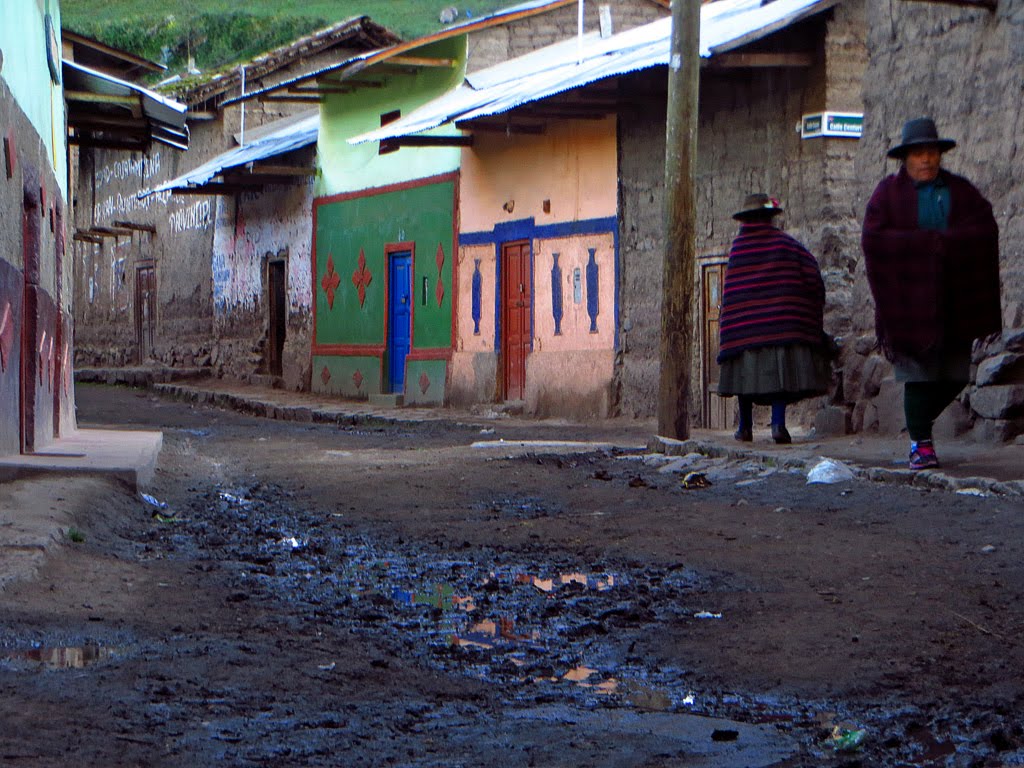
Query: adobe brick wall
xmin=616 ymin=1 xmax=867 ymax=427
xmin=847 ymin=0 xmax=1024 ymax=439
xmin=468 ymin=0 xmax=669 ymax=72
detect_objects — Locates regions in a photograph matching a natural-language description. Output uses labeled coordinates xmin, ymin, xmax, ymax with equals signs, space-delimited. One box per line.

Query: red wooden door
xmin=701 ymin=261 xmax=729 ymax=429
xmin=501 ymin=242 xmax=531 ymax=401
xmin=135 ymin=265 xmax=156 ymax=364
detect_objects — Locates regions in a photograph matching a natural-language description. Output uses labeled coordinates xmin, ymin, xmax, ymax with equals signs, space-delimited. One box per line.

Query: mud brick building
xmin=845 ymin=0 xmax=1024 ymax=441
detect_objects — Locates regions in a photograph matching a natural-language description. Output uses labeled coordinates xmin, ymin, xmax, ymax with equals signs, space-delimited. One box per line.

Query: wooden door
xmin=134 ymin=265 xmax=156 ymax=364
xmin=267 ymin=260 xmax=286 ymax=377
xmin=701 ymin=261 xmax=729 ymax=430
xmin=387 ymin=252 xmax=412 ymax=394
xmin=501 ymin=241 xmax=531 ymax=401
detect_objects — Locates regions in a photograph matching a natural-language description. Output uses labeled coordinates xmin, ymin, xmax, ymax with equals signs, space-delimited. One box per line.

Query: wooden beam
xmin=112 ymin=220 xmax=157 ymax=234
xmin=73 ymin=232 xmax=104 ymax=244
xmin=187 ymin=111 xmax=219 ymax=121
xmin=244 ymin=163 xmax=316 ymax=177
xmin=901 ymin=0 xmax=995 ymax=9
xmin=382 ymin=55 xmax=455 ymax=68
xmin=221 ymin=173 xmax=306 ymax=187
xmin=89 ymin=226 xmax=136 ymax=237
xmin=65 ymin=91 xmax=139 ymax=107
xmin=260 ymin=95 xmax=324 ymax=103
xmin=171 ymin=184 xmax=248 ymax=196
xmin=458 ymin=120 xmax=546 ymax=135
xmin=384 ymin=135 xmax=474 ymax=148
xmin=289 ymin=85 xmax=353 ymax=95
xmin=66 ymin=114 xmax=149 ymax=130
xmin=69 ymin=136 xmax=149 ymax=151
xmin=705 ymin=52 xmax=815 ymax=68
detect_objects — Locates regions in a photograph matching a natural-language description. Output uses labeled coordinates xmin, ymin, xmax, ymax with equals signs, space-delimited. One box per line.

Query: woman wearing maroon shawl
xmin=718 ymin=193 xmax=831 ymax=444
xmin=862 ymin=117 xmax=1002 ymax=470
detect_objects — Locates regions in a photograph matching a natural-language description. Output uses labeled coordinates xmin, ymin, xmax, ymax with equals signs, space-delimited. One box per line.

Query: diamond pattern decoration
xmin=352 ymin=249 xmax=372 ymax=308
xmin=435 ymin=243 xmax=446 ymax=307
xmin=321 ymin=254 xmax=341 ymax=310
xmin=419 ymin=371 xmax=431 ymax=395
xmin=321 ymin=366 xmax=331 ymax=386
xmin=352 ymin=369 xmax=364 ymax=390
xmin=0 ymin=302 xmax=14 ymax=373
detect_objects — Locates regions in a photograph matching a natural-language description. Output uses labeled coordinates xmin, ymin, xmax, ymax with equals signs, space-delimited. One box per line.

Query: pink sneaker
xmin=909 ymin=441 xmax=940 ymax=470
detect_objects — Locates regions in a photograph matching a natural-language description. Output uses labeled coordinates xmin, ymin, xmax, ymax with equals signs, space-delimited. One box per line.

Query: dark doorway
xmin=267 ymin=259 xmax=286 ymax=377
xmin=134 ymin=264 xmax=156 ymax=364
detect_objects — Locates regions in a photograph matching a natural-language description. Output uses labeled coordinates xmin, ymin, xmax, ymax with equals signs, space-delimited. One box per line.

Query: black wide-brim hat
xmin=733 ymin=193 xmax=783 ymax=221
xmin=887 ymin=117 xmax=956 ymax=159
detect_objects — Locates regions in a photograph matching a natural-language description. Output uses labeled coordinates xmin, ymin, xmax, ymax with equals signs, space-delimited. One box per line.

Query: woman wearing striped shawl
xmin=717 ymin=193 xmax=831 ymax=444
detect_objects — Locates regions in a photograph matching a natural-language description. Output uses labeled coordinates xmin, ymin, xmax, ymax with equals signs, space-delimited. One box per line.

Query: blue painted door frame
xmin=387 ymin=252 xmax=412 ymax=394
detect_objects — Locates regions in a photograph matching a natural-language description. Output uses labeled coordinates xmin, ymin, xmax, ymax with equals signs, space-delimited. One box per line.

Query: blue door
xmin=387 ymin=253 xmax=412 ymax=394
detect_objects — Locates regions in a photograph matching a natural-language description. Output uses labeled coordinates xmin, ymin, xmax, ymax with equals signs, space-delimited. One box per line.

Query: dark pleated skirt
xmin=718 ymin=344 xmax=831 ymax=405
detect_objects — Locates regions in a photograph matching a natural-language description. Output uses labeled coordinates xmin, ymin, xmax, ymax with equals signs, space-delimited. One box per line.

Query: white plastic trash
xmin=806 ymin=458 xmax=856 ymax=484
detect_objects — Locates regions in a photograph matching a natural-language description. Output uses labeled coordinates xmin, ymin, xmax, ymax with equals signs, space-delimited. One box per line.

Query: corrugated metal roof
xmin=139 ymin=111 xmax=318 ymax=197
xmin=350 ymin=0 xmax=838 ymax=145
xmin=221 ymin=0 xmax=578 ymax=108
xmin=63 ymin=59 xmax=189 ymax=149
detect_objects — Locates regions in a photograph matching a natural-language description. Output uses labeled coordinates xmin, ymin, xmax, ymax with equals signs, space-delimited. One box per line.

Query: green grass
xmin=65 ymin=527 xmax=86 ymax=543
xmin=61 ymin=0 xmax=513 ymax=81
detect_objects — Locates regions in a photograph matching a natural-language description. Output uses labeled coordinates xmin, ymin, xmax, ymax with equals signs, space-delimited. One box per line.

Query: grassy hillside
xmin=61 ymin=0 xmax=512 ymax=80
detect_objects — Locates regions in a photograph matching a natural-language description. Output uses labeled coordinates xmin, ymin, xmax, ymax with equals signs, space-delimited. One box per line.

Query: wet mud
xmin=0 ymin=384 xmax=1022 ymax=766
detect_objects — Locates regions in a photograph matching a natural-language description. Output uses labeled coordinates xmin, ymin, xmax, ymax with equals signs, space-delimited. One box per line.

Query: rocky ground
xmin=0 ymin=383 xmax=1022 ymax=767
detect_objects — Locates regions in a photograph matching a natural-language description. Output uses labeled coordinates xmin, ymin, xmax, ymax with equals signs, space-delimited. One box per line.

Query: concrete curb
xmin=143 ymin=381 xmax=1023 ymax=498
xmin=650 ymin=436 xmax=1024 ymax=497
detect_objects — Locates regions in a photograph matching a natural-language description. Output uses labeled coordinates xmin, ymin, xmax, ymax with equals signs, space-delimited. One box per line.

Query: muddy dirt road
xmin=1 ymin=383 xmax=1022 ymax=767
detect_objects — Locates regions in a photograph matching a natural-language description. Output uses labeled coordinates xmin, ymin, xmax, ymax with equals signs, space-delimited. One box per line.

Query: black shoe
xmin=734 ymin=427 xmax=753 ymax=443
xmin=771 ymin=425 xmax=792 ymax=444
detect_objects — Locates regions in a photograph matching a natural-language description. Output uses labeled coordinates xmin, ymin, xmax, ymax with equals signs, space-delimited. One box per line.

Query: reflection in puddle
xmin=451 ymin=617 xmax=539 ymax=649
xmin=3 ymin=644 xmax=119 ymax=669
xmin=515 ymin=572 xmax=617 ymax=593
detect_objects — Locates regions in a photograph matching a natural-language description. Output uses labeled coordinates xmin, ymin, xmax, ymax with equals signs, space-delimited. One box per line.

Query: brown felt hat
xmin=733 ymin=193 xmax=783 ymax=221
xmin=887 ymin=117 xmax=956 ymax=159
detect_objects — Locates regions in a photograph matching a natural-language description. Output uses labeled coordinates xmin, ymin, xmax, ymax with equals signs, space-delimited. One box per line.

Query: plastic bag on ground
xmin=806 ymin=458 xmax=856 ymax=484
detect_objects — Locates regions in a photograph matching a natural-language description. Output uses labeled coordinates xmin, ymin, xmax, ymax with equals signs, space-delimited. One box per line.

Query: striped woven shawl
xmin=717 ymin=223 xmax=825 ymax=363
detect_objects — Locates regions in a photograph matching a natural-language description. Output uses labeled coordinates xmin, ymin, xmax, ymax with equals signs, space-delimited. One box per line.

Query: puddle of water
xmin=451 ymin=617 xmax=539 ymax=649
xmin=3 ymin=644 xmax=120 ymax=669
xmin=513 ymin=572 xmax=617 ymax=593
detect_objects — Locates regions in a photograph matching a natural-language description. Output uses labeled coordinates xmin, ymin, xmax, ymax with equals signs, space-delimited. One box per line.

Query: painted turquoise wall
xmin=0 ymin=0 xmax=68 ymax=196
xmin=315 ymin=37 xmax=466 ymax=197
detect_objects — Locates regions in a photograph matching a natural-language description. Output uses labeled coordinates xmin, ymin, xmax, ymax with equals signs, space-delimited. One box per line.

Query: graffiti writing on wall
xmin=94 ymin=152 xmax=162 ymax=191
xmin=211 ymin=186 xmax=313 ymax=315
xmin=168 ymin=200 xmax=213 ymax=233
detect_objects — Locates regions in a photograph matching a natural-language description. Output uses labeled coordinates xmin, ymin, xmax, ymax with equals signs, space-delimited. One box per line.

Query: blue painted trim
xmin=460 ymin=214 xmax=621 ymax=350
xmin=586 ymin=247 xmax=599 ymax=333
xmin=550 ymin=253 xmax=563 ymax=336
xmin=471 ymin=259 xmax=482 ymax=335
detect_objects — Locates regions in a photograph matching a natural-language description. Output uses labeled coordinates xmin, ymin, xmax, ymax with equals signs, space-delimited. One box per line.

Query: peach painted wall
xmin=460 ymin=116 xmax=617 ymax=231
xmin=450 ymin=117 xmax=619 ymax=417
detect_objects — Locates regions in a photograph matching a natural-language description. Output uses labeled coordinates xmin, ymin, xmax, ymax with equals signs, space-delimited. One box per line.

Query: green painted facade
xmin=312 ymin=177 xmax=456 ymax=400
xmin=314 ymin=37 xmax=466 ymax=198
xmin=310 ymin=35 xmax=469 ymax=405
xmin=0 ymin=0 xmax=68 ymax=196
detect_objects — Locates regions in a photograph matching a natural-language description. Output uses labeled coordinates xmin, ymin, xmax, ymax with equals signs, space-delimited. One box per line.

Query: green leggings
xmin=904 ymin=381 xmax=966 ymax=442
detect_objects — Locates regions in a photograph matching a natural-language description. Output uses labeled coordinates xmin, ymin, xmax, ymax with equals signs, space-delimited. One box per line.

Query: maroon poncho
xmin=862 ymin=167 xmax=1002 ymax=360
xmin=717 ymin=222 xmax=825 ymax=362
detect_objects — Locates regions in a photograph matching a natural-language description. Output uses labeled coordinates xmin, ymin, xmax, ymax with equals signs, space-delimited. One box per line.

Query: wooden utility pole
xmin=657 ymin=0 xmax=700 ymax=439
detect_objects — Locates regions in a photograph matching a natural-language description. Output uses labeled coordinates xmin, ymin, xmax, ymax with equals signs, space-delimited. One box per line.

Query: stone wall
xmin=616 ymin=1 xmax=867 ymax=428
xmin=467 ymin=0 xmax=669 ymax=72
xmin=846 ymin=0 xmax=1024 ymax=441
xmin=0 ymin=78 xmax=73 ymax=453
xmin=71 ymin=47 xmax=344 ymax=387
